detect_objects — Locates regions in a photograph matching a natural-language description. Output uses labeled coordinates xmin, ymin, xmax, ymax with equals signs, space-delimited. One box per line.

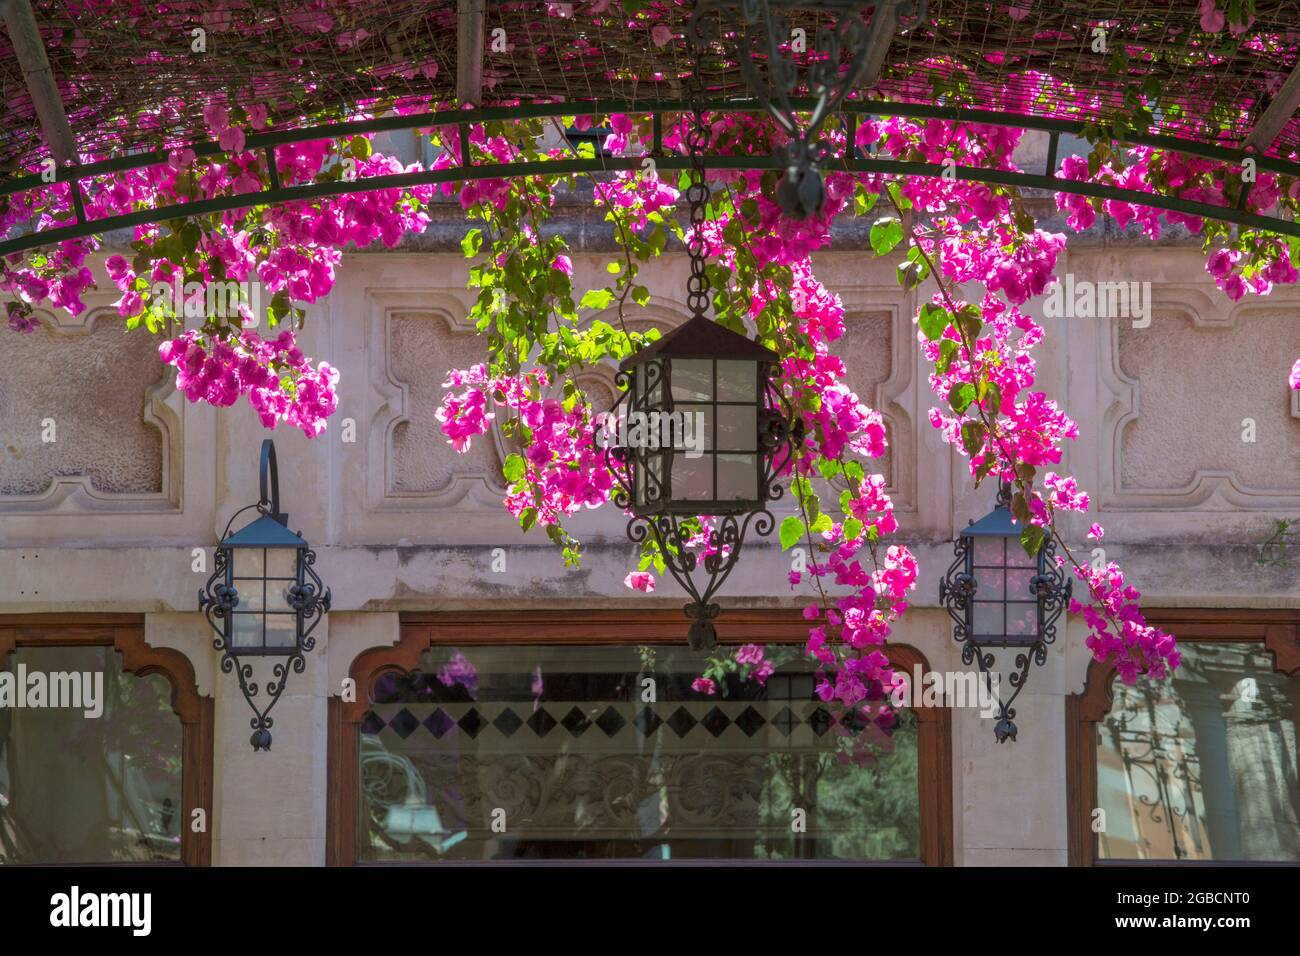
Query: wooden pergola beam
xmin=856 ymin=1 xmax=908 ymax=92
xmin=3 ymin=0 xmax=76 ymax=165
xmin=1244 ymin=61 xmax=1300 ymax=153
xmin=456 ymin=0 xmax=485 ymax=108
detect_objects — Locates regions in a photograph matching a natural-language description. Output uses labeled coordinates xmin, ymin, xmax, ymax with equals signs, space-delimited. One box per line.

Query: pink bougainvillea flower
xmin=623 ymin=571 xmax=655 ymax=592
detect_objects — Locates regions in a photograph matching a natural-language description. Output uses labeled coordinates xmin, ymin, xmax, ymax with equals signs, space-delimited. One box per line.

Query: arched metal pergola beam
xmin=2 ymin=99 xmax=1298 ymax=257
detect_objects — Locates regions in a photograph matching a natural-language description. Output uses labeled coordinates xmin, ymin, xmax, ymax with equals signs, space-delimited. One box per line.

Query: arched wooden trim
xmin=0 ymin=613 xmax=214 ymax=866
xmin=1066 ymin=608 xmax=1300 ymax=866
xmin=328 ymin=609 xmax=955 ymax=867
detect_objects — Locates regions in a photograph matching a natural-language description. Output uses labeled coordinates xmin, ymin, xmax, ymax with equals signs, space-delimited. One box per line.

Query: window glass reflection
xmin=1097 ymin=642 xmax=1300 ymax=861
xmin=0 ymin=646 xmax=182 ymax=863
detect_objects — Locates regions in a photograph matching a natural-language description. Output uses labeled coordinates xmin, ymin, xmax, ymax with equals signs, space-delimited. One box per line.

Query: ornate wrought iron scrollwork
xmin=689 ymin=0 xmax=927 ymax=219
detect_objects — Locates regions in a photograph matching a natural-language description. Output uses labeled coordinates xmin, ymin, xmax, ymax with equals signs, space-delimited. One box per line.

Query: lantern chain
xmin=684 ymin=35 xmax=711 ymax=321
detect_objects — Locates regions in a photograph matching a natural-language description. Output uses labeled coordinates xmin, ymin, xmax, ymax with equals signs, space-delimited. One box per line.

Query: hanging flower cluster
xmin=5 ymin=1 xmax=1300 ymax=742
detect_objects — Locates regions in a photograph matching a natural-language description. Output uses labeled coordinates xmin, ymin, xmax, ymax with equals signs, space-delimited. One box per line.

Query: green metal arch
xmin=2 ymin=99 xmax=1298 ymax=257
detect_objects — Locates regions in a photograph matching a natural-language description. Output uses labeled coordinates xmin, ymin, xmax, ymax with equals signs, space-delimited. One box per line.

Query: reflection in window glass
xmin=359 ymin=645 xmax=920 ymax=861
xmin=0 ymin=646 xmax=182 ymax=864
xmin=1097 ymin=642 xmax=1300 ymax=861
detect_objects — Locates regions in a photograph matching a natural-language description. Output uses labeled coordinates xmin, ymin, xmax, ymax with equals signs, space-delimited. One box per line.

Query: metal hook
xmin=258 ymin=438 xmax=284 ymax=522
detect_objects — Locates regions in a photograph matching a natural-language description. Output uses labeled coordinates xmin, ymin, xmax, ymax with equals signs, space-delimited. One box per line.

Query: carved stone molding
xmin=836 ymin=286 xmax=917 ymax=513
xmin=364 ymin=290 xmax=505 ymax=514
xmin=0 ymin=307 xmax=183 ymax=515
xmin=1100 ymin=288 xmax=1300 ymax=510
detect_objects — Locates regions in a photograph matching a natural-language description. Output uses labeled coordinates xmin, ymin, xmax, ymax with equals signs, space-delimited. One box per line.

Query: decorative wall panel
xmin=0 ymin=309 xmax=181 ymax=513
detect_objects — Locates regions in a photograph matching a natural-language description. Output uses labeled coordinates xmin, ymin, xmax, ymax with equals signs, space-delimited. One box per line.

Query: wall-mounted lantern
xmin=200 ymin=439 xmax=330 ymax=751
xmin=939 ymin=483 xmax=1071 ymax=742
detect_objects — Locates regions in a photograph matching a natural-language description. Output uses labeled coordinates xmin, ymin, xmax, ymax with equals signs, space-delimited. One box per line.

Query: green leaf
xmin=631 ymin=285 xmax=650 ymax=307
xmin=1020 ymin=523 xmax=1045 ymax=557
xmin=779 ymin=515 xmax=806 ymax=551
xmin=843 ymin=517 xmax=864 ymax=541
xmin=936 ymin=338 xmax=959 ymax=374
xmin=957 ymin=304 xmax=983 ymax=342
xmin=579 ymin=288 xmax=615 ymax=310
xmin=810 ymin=513 xmax=833 ymax=534
xmin=948 ymin=382 xmax=976 ymax=414
xmin=503 ymin=453 xmax=526 ymax=483
xmin=1011 ymin=492 xmax=1032 ymax=528
xmin=869 ymin=217 xmax=903 ymax=256
xmin=960 ymin=420 xmax=987 ymax=457
xmin=460 ymin=228 xmax=483 ymax=258
xmin=519 ymin=507 xmax=537 ymax=533
xmin=918 ymin=303 xmax=950 ymax=341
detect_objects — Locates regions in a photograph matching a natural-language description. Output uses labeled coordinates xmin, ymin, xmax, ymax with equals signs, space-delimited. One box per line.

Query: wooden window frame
xmin=0 ymin=613 xmax=214 ymax=866
xmin=1065 ymin=607 xmax=1300 ymax=867
xmin=328 ymin=608 xmax=953 ymax=866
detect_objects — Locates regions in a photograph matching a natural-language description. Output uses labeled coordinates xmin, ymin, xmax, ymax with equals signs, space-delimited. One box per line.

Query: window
xmin=1067 ymin=610 xmax=1300 ymax=865
xmin=0 ymin=616 xmax=213 ymax=865
xmin=329 ymin=611 xmax=953 ymax=865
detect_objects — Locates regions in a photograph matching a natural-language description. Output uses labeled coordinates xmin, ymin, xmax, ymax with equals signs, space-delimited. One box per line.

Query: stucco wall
xmin=2 ymin=243 xmax=1298 ymax=865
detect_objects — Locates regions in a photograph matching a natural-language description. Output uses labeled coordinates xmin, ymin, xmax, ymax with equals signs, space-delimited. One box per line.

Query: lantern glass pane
xmin=266 ymin=547 xmax=299 ymax=580
xmin=231 ymin=613 xmax=262 ymax=649
xmin=232 ymin=547 xmax=264 ymax=579
xmin=266 ymin=578 xmax=294 ymax=613
xmin=670 ymin=453 xmax=713 ymax=500
xmin=1007 ymin=568 xmax=1036 ymax=600
xmin=970 ymin=535 xmax=1004 ymax=569
xmin=237 ymin=579 xmax=266 ymax=613
xmin=716 ymin=360 xmax=757 ymax=402
xmin=973 ymin=602 xmax=1003 ymax=639
xmin=265 ymin=615 xmax=297 ymax=649
xmin=1007 ymin=538 xmax=1038 ymax=567
xmin=1008 ymin=603 xmax=1038 ymax=639
xmin=644 ymin=374 xmax=664 ymax=410
xmin=670 ymin=359 xmax=713 ymax=402
xmin=716 ymin=453 xmax=758 ymax=501
xmin=673 ymin=404 xmax=712 ymax=451
xmin=716 ymin=405 xmax=756 ymax=452
xmin=977 ymin=566 xmax=1006 ymax=601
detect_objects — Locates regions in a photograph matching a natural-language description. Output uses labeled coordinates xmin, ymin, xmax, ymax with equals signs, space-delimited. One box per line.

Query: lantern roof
xmin=222 ymin=512 xmax=307 ymax=549
xmin=620 ymin=315 xmax=779 ymax=370
xmin=963 ymin=503 xmax=1019 ymax=538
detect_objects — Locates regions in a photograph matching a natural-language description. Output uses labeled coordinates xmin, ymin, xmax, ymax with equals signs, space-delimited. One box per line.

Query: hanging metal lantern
xmin=199 ymin=439 xmax=330 ymax=751
xmin=604 ymin=315 xmax=802 ymax=651
xmin=938 ymin=483 xmax=1071 ymax=743
xmin=689 ymin=0 xmax=928 ymax=219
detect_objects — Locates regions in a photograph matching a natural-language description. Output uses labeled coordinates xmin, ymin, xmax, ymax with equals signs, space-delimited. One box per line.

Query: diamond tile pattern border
xmin=368 ymin=701 xmax=835 ymax=743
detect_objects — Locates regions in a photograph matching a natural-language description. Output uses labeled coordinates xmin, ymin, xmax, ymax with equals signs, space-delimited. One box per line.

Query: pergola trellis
xmin=2 ymin=0 xmax=1299 ymax=256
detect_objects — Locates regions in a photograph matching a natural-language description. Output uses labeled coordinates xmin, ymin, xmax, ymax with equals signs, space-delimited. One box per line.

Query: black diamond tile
xmin=423 ymin=708 xmax=455 ymax=738
xmin=734 ymin=706 xmax=766 ymax=737
xmin=561 ymin=706 xmax=593 ymax=737
xmin=771 ymin=707 xmax=801 ymax=737
xmin=808 ymin=706 xmax=833 ymax=736
xmin=527 ymin=706 xmax=557 ymax=737
xmin=595 ymin=706 xmax=627 ymax=737
xmin=359 ymin=711 xmax=386 ymax=735
xmin=701 ymin=707 xmax=731 ymax=737
xmin=458 ymin=708 xmax=487 ymax=738
xmin=665 ymin=707 xmax=697 ymax=738
xmin=388 ymin=708 xmax=420 ymax=739
xmin=493 ymin=708 xmax=523 ymax=738
xmin=634 ymin=707 xmax=663 ymax=737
